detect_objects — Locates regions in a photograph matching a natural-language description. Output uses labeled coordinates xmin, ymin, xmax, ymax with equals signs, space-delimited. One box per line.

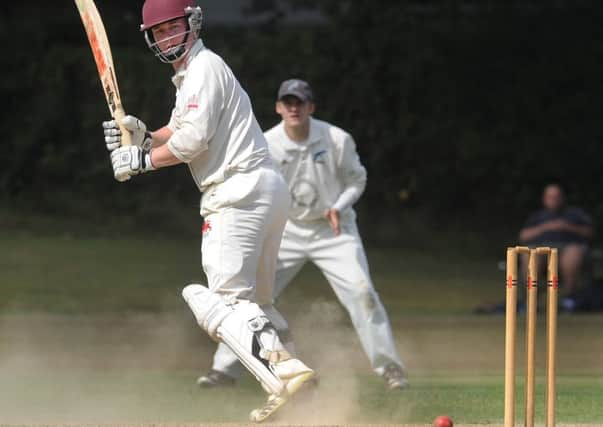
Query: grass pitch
xmin=0 ymin=230 xmax=602 ymax=425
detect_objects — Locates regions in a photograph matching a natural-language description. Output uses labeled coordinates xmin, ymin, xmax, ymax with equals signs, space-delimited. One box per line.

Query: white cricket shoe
xmin=249 ymin=359 xmax=316 ymax=423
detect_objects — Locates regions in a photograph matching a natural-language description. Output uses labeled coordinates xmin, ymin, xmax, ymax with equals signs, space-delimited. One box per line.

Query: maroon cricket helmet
xmin=141 ymin=0 xmax=196 ymax=31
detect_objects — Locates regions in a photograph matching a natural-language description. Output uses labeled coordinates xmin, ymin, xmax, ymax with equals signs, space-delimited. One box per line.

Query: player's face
xmin=276 ymin=96 xmax=315 ymax=128
xmin=151 ymin=18 xmax=189 ymax=54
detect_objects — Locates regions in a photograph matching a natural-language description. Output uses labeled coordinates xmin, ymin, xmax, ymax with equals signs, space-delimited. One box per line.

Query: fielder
xmin=102 ymin=1 xmax=315 ymax=421
xmin=199 ymin=79 xmax=408 ymax=390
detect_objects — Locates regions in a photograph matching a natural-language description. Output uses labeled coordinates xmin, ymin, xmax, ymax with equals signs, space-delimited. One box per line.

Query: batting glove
xmin=110 ymin=145 xmax=155 ymax=182
xmin=102 ymin=115 xmax=153 ymax=152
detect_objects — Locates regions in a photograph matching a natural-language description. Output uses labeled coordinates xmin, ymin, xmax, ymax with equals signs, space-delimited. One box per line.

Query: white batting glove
xmin=102 ymin=115 xmax=153 ymax=152
xmin=110 ymin=145 xmax=155 ymax=182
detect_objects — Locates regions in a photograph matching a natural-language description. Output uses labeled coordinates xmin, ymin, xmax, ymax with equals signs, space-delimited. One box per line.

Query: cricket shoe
xmin=383 ymin=363 xmax=409 ymax=390
xmin=196 ymin=370 xmax=236 ymax=388
xmin=249 ymin=360 xmax=316 ymax=422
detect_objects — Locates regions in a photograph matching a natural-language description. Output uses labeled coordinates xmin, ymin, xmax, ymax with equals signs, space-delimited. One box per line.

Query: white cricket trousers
xmin=211 ymin=217 xmax=405 ymax=377
xmin=199 ymin=165 xmax=291 ymax=324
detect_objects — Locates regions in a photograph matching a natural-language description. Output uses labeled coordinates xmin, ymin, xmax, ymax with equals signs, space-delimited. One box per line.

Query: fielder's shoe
xmin=196 ymin=370 xmax=236 ymax=388
xmin=561 ymin=297 xmax=577 ymax=313
xmin=383 ymin=364 xmax=409 ymax=390
xmin=474 ymin=299 xmax=526 ymax=315
xmin=249 ymin=361 xmax=316 ymax=423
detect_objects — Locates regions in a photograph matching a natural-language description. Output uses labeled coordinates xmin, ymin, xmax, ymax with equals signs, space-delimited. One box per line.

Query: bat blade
xmin=74 ymin=0 xmax=132 ymax=146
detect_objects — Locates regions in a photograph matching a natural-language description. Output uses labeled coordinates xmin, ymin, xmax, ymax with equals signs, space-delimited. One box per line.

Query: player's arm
xmin=145 ymin=125 xmax=184 ymax=167
xmin=149 ymin=142 xmax=183 ymax=168
xmin=163 ymin=70 xmax=222 ymax=165
xmin=331 ymin=135 xmax=367 ymax=212
xmin=107 ymin=66 xmax=222 ymax=181
xmin=325 ymin=134 xmax=367 ymax=235
xmin=149 ymin=126 xmax=175 ymax=147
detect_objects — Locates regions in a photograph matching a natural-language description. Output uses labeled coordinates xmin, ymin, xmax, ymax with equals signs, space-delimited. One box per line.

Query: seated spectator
xmin=519 ymin=183 xmax=594 ymax=295
xmin=475 ymin=183 xmax=594 ymax=314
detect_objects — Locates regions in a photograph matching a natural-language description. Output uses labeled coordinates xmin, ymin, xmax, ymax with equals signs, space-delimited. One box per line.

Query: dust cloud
xmin=0 ymin=312 xmax=205 ymax=424
xmin=278 ymin=298 xmax=366 ymax=424
xmin=0 ymin=299 xmax=369 ymax=425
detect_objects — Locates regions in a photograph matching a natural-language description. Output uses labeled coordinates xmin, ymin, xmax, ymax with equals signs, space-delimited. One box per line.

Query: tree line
xmin=3 ymin=1 xmax=603 ymax=242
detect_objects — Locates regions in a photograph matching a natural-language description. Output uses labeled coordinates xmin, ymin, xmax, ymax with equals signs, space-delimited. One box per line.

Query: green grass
xmin=0 ymin=232 xmax=504 ymax=315
xmin=0 ymin=368 xmax=601 ymax=424
xmin=1 ymin=228 xmax=602 ymax=425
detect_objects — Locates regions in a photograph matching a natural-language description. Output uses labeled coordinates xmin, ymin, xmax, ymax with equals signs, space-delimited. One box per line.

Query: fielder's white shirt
xmin=264 ymin=118 xmax=367 ymax=222
xmin=166 ymin=40 xmax=271 ymax=192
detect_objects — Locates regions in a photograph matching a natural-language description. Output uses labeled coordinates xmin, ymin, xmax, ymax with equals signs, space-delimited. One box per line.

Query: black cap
xmin=277 ymin=79 xmax=313 ymax=102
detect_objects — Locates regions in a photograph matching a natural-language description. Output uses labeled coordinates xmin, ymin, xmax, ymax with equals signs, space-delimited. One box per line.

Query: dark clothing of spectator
xmin=523 ymin=207 xmax=593 ymax=246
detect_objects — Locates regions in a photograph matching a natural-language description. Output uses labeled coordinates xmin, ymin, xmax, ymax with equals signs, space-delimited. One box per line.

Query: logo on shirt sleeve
xmin=186 ymin=94 xmax=200 ymax=110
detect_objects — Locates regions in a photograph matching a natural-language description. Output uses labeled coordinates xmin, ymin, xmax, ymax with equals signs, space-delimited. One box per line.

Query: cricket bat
xmin=74 ymin=0 xmax=132 ymax=146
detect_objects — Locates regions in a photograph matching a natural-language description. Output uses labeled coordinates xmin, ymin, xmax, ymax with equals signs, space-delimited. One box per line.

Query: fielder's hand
xmin=111 ymin=145 xmax=155 ymax=182
xmin=102 ymin=115 xmax=153 ymax=152
xmin=325 ymin=208 xmax=341 ymax=236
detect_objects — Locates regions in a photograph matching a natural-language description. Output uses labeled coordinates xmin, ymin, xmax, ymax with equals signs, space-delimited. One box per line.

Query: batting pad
xmin=182 ymin=284 xmax=284 ymax=395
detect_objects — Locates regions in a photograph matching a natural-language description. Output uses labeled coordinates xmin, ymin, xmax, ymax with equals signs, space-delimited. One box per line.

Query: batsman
xmin=101 ymin=0 xmax=315 ymax=421
xmin=199 ymin=79 xmax=408 ymax=390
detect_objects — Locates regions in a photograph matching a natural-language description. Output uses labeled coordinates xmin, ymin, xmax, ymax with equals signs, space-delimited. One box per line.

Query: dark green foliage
xmin=3 ymin=1 xmax=603 ymax=241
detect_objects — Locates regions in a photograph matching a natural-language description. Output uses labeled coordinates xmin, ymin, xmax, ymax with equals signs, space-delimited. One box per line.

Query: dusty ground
xmin=0 ymin=313 xmax=601 ymax=425
xmin=1 ymin=236 xmax=602 ymax=425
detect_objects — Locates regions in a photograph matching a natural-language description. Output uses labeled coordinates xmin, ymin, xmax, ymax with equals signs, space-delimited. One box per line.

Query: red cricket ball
xmin=433 ymin=415 xmax=453 ymax=427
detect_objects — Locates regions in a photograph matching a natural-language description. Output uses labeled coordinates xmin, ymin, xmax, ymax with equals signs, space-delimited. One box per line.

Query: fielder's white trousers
xmin=211 ymin=217 xmax=405 ymax=377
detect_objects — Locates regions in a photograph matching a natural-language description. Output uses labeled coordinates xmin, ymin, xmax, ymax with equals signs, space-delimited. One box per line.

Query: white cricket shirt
xmin=166 ymin=40 xmax=271 ymax=192
xmin=264 ymin=117 xmax=367 ymax=222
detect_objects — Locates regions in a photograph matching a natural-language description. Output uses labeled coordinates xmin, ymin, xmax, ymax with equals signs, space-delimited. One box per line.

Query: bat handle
xmin=113 ymin=106 xmax=132 ymax=146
